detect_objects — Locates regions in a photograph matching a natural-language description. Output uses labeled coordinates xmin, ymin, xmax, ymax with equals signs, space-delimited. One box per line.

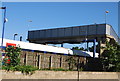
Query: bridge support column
xmin=98 ymin=39 xmax=106 ymax=58
xmin=61 ymin=44 xmax=63 ymax=47
xmin=93 ymin=39 xmax=96 ymax=58
xmin=98 ymin=41 xmax=102 ymax=58
xmin=87 ymin=41 xmax=89 ymax=52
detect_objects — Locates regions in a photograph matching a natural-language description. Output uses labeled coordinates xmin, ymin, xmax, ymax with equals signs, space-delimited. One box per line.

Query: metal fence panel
xmin=51 ymin=29 xmax=58 ymax=37
xmin=29 ymin=31 xmax=35 ymax=39
xmin=33 ymin=31 xmax=40 ymax=39
xmin=72 ymin=27 xmax=79 ymax=36
xmin=96 ymin=24 xmax=106 ymax=35
xmin=79 ymin=26 xmax=88 ymax=36
xmin=88 ymin=25 xmax=97 ymax=35
xmin=39 ymin=30 xmax=46 ymax=38
xmin=64 ymin=27 xmax=72 ymax=37
xmin=46 ymin=30 xmax=52 ymax=38
xmin=58 ymin=28 xmax=65 ymax=37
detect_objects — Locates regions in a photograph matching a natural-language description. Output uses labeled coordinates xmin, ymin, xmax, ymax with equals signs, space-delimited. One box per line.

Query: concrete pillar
xmin=61 ymin=44 xmax=63 ymax=47
xmin=77 ymin=57 xmax=80 ymax=71
xmin=38 ymin=55 xmax=41 ymax=69
xmin=93 ymin=39 xmax=96 ymax=58
xmin=87 ymin=41 xmax=89 ymax=51
xmin=98 ymin=40 xmax=106 ymax=58
xmin=25 ymin=53 xmax=27 ymax=66
xmin=60 ymin=57 xmax=62 ymax=68
xmin=98 ymin=41 xmax=102 ymax=58
xmin=49 ymin=56 xmax=52 ymax=69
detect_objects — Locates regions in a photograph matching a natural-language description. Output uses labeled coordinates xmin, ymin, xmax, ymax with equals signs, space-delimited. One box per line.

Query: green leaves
xmin=3 ymin=46 xmax=38 ymax=75
xmin=2 ymin=65 xmax=38 ymax=75
xmin=102 ymin=40 xmax=120 ymax=72
xmin=4 ymin=46 xmax=21 ymax=67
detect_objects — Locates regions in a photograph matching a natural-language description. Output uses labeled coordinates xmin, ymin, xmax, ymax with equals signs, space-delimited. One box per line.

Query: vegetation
xmin=2 ymin=65 xmax=38 ymax=75
xmin=2 ymin=46 xmax=37 ymax=75
xmin=39 ymin=68 xmax=83 ymax=71
xmin=65 ymin=56 xmax=77 ymax=70
xmin=39 ymin=68 xmax=71 ymax=71
xmin=72 ymin=47 xmax=85 ymax=51
xmin=89 ymin=45 xmax=99 ymax=53
xmin=65 ymin=56 xmax=84 ymax=71
xmin=3 ymin=46 xmax=21 ymax=66
xmin=102 ymin=39 xmax=120 ymax=72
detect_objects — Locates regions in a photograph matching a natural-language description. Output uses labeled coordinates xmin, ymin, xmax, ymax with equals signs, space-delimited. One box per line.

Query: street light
xmin=105 ymin=11 xmax=109 ymax=24
xmin=20 ymin=36 xmax=22 ymax=41
xmin=0 ymin=7 xmax=7 ymax=48
xmin=28 ymin=20 xmax=32 ymax=31
xmin=14 ymin=34 xmax=18 ymax=40
xmin=80 ymin=30 xmax=88 ymax=51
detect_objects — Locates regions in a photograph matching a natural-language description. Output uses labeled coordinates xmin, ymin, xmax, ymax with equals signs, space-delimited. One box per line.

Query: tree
xmin=72 ymin=46 xmax=85 ymax=51
xmin=102 ymin=40 xmax=120 ymax=72
xmin=3 ymin=46 xmax=37 ymax=75
xmin=89 ymin=45 xmax=99 ymax=53
xmin=65 ymin=56 xmax=76 ymax=70
xmin=3 ymin=46 xmax=21 ymax=67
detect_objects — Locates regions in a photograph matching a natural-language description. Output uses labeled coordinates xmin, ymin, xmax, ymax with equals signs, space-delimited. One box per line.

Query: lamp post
xmin=105 ymin=11 xmax=109 ymax=24
xmin=20 ymin=36 xmax=22 ymax=41
xmin=28 ymin=20 xmax=32 ymax=31
xmin=0 ymin=7 xmax=6 ymax=48
xmin=80 ymin=30 xmax=88 ymax=51
xmin=14 ymin=34 xmax=18 ymax=40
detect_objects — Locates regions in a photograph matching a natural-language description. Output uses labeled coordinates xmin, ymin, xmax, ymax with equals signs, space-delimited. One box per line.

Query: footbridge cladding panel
xmin=28 ymin=24 xmax=120 ymax=44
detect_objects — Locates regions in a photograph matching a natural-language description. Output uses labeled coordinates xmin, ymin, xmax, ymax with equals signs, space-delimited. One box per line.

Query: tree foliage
xmin=65 ymin=56 xmax=77 ymax=70
xmin=3 ymin=46 xmax=21 ymax=66
xmin=102 ymin=39 xmax=120 ymax=72
xmin=72 ymin=47 xmax=86 ymax=51
xmin=3 ymin=46 xmax=37 ymax=75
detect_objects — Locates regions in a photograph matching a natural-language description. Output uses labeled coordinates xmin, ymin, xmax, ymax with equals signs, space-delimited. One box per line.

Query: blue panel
xmin=46 ymin=30 xmax=52 ymax=38
xmin=88 ymin=25 xmax=97 ymax=35
xmin=72 ymin=27 xmax=79 ymax=36
xmin=44 ymin=51 xmax=46 ymax=53
xmin=58 ymin=28 xmax=65 ymax=37
xmin=34 ymin=31 xmax=40 ymax=39
xmin=79 ymin=26 xmax=87 ymax=36
xmin=2 ymin=53 xmax=6 ymax=56
xmin=93 ymin=39 xmax=96 ymax=58
xmin=64 ymin=27 xmax=72 ymax=37
xmin=51 ymin=29 xmax=58 ymax=37
xmin=31 ymin=50 xmax=34 ymax=52
xmin=0 ymin=46 xmax=6 ymax=49
xmin=28 ymin=31 xmax=34 ymax=39
xmin=40 ymin=30 xmax=46 ymax=38
xmin=97 ymin=24 xmax=106 ymax=35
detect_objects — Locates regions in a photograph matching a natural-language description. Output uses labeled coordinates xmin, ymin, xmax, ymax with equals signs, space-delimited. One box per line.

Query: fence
xmin=20 ymin=51 xmax=87 ymax=70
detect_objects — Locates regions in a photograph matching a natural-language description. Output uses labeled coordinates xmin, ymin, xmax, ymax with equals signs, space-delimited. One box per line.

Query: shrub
xmin=3 ymin=46 xmax=21 ymax=66
xmin=2 ymin=46 xmax=38 ymax=75
xmin=2 ymin=65 xmax=38 ymax=75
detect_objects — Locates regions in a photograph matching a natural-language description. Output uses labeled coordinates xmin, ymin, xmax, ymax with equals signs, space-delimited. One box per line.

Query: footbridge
xmin=27 ymin=23 xmax=120 ymax=57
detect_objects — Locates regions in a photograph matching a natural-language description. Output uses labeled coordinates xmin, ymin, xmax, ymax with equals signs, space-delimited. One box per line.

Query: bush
xmin=39 ymin=68 xmax=75 ymax=71
xmin=2 ymin=65 xmax=38 ymax=75
xmin=20 ymin=65 xmax=38 ymax=75
xmin=3 ymin=46 xmax=21 ymax=67
xmin=102 ymin=40 xmax=120 ymax=72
